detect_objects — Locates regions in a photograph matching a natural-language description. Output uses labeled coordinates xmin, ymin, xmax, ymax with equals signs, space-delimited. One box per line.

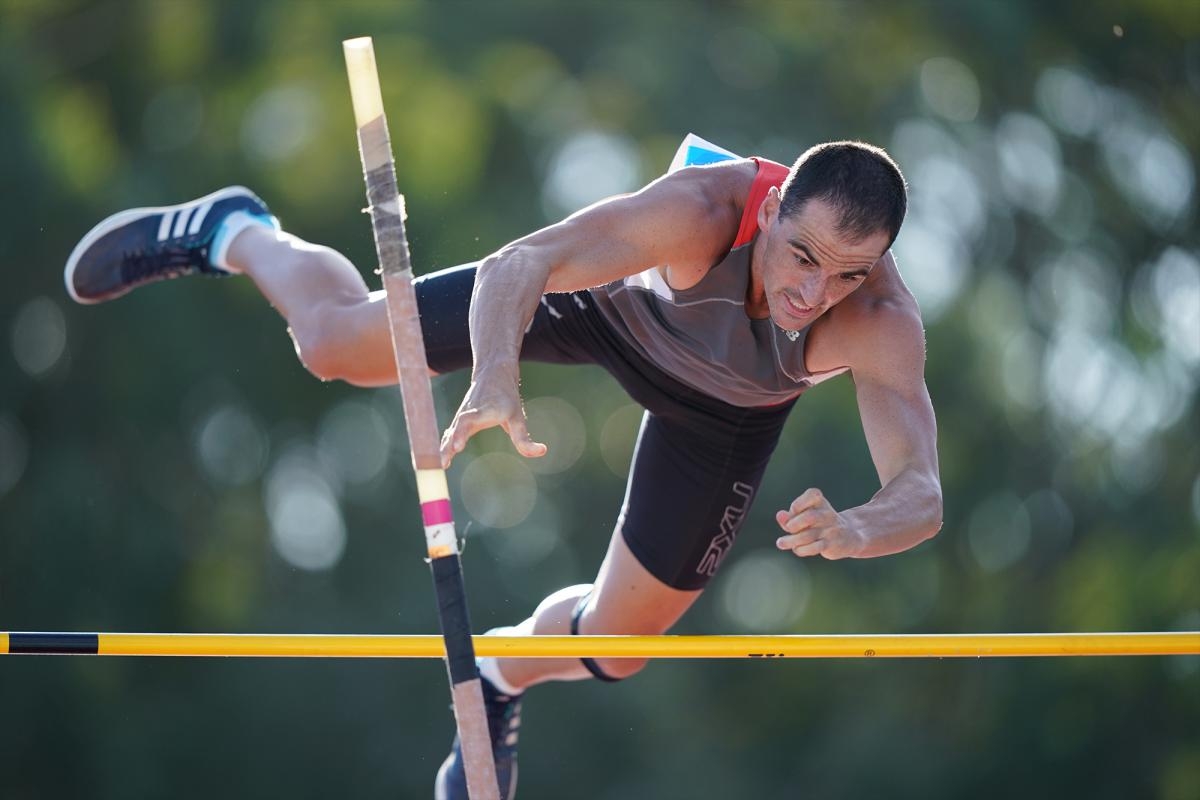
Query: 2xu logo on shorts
xmin=696 ymin=481 xmax=755 ymax=578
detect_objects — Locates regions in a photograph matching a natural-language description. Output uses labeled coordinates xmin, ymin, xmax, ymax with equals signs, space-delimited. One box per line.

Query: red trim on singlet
xmin=731 ymin=157 xmax=790 ymax=249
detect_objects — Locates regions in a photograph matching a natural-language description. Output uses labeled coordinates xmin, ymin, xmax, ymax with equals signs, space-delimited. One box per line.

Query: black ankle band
xmin=571 ymin=592 xmax=623 ymax=683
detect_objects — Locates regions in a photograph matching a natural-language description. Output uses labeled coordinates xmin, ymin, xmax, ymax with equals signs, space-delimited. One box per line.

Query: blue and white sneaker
xmin=64 ymin=186 xmax=278 ymax=304
xmin=435 ymin=677 xmax=522 ymax=800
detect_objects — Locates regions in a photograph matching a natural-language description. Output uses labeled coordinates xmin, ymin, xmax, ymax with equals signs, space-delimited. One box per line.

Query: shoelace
xmin=120 ymin=241 xmax=209 ymax=284
xmin=487 ymin=692 xmax=522 ymax=751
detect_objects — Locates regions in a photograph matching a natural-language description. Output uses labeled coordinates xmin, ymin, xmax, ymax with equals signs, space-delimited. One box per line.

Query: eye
xmin=794 ymin=255 xmax=813 ymax=267
xmin=839 ymin=273 xmax=864 ymax=284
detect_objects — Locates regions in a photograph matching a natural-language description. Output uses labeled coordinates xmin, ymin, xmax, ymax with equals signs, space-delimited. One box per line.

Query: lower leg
xmin=491 ymin=533 xmax=701 ymax=691
xmin=225 ymin=225 xmax=400 ymax=386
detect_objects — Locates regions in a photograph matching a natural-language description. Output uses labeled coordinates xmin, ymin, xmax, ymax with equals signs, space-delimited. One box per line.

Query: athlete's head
xmin=778 ymin=141 xmax=907 ymax=248
xmin=753 ymin=142 xmax=905 ymax=332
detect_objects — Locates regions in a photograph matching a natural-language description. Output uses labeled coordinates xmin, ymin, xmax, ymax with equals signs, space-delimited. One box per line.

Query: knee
xmin=288 ymin=287 xmax=386 ymax=385
xmin=270 ymin=240 xmax=376 ymax=384
xmin=289 ymin=311 xmax=348 ymax=383
xmin=592 ymin=655 xmax=650 ymax=681
xmin=578 ymin=612 xmax=664 ymax=681
xmin=531 ymin=584 xmax=593 ymax=631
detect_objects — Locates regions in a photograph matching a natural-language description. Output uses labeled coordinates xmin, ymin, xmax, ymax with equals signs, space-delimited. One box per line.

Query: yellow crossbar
xmin=2 ymin=632 xmax=1197 ymax=659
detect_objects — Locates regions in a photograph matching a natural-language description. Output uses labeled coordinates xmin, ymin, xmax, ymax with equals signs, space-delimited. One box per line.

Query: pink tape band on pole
xmin=421 ymin=499 xmax=454 ymax=526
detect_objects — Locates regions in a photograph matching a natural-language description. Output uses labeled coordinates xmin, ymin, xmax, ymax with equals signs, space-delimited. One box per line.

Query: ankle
xmin=214 ymin=212 xmax=280 ymax=273
xmin=478 ymin=625 xmax=528 ymax=695
xmin=479 ymin=655 xmax=525 ymax=696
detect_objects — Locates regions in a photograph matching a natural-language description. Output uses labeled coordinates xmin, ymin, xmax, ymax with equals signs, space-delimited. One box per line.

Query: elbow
xmin=477 ymin=243 xmax=553 ymax=286
xmin=475 ymin=245 xmax=520 ymax=284
xmin=924 ymin=515 xmax=944 ymax=544
xmin=923 ymin=486 xmax=944 ymax=543
xmin=901 ymin=469 xmax=943 ymax=545
xmin=488 ymin=236 xmax=581 ymax=294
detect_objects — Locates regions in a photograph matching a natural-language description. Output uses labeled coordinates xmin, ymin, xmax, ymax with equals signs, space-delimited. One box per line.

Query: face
xmin=752 ymin=192 xmax=891 ymax=331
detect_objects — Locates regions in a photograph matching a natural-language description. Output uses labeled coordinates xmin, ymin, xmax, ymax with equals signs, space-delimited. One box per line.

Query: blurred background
xmin=1 ymin=1 xmax=1198 ymax=798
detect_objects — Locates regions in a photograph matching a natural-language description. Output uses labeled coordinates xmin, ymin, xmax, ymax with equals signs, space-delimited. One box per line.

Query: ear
xmin=757 ymin=186 xmax=781 ymax=233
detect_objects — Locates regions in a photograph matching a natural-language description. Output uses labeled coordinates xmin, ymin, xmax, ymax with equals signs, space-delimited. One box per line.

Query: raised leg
xmin=226 ymin=225 xmax=404 ymax=386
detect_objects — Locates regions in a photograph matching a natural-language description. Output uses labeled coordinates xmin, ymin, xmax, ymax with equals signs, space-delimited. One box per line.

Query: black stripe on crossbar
xmin=9 ymin=633 xmax=99 ymax=654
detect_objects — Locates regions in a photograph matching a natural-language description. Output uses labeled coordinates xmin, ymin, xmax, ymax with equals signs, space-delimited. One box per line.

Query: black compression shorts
xmin=416 ymin=264 xmax=796 ymax=591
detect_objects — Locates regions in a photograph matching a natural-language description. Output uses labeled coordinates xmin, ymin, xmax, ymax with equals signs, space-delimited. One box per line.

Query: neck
xmin=744 ymin=233 xmax=769 ymax=318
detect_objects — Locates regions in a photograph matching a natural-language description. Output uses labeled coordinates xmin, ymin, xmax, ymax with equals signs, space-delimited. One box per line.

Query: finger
xmin=776 ymin=529 xmax=820 ymax=550
xmin=504 ymin=415 xmax=548 ymax=459
xmin=789 ymin=540 xmax=827 ymax=558
xmin=439 ymin=420 xmax=462 ymax=468
xmin=440 ymin=439 xmax=459 ymax=469
xmin=439 ymin=409 xmax=483 ymax=468
xmin=777 ymin=507 xmax=835 ymax=535
xmin=786 ymin=488 xmax=827 ymax=516
xmin=439 ymin=433 xmax=459 ymax=469
xmin=777 ymin=508 xmax=812 ymax=534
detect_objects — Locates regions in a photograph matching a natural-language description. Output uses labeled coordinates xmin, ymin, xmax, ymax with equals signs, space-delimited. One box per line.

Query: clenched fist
xmin=775 ymin=488 xmax=866 ymax=560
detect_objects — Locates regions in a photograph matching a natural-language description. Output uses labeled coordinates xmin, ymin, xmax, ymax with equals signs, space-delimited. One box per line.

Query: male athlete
xmin=65 ymin=136 xmax=942 ymax=799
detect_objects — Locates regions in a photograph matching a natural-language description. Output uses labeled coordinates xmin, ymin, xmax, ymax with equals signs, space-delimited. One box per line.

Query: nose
xmin=798 ymin=273 xmax=825 ymax=308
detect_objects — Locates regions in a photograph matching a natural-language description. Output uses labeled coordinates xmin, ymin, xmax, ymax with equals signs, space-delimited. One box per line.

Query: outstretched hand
xmin=775 ymin=488 xmax=865 ymax=560
xmin=439 ymin=370 xmax=548 ymax=468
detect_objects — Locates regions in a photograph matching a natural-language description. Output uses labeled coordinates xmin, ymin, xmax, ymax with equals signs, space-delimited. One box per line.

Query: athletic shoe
xmin=64 ymin=186 xmax=277 ymax=304
xmin=435 ymin=677 xmax=522 ymax=800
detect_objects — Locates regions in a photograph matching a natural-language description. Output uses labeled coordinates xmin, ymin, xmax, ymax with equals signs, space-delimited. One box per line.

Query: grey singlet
xmin=589 ymin=243 xmax=839 ymax=408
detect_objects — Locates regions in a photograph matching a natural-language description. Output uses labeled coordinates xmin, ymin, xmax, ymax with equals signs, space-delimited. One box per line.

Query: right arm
xmin=439 ymin=163 xmax=746 ymax=466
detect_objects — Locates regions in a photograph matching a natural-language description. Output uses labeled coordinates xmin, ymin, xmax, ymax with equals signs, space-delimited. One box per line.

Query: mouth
xmin=780 ymin=294 xmax=815 ymax=320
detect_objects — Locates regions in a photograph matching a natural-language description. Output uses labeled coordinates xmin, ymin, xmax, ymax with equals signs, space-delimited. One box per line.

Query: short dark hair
xmin=778 ymin=141 xmax=907 ymax=247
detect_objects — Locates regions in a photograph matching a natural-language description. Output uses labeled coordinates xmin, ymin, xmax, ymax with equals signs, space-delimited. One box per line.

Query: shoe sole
xmin=63 ymin=185 xmax=258 ymax=305
xmin=435 ymin=755 xmax=517 ymax=800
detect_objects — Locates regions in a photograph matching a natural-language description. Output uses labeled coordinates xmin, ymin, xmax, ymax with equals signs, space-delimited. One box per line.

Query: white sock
xmin=478 ymin=627 xmax=524 ymax=696
xmin=209 ymin=210 xmax=279 ymax=274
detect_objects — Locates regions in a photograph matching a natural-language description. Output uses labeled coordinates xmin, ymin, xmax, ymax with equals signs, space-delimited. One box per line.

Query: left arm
xmin=776 ymin=300 xmax=942 ymax=559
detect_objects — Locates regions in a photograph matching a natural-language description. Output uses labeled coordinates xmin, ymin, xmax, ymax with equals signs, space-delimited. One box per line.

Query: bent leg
xmin=226 ymin=225 xmax=402 ymax=386
xmin=492 ymin=398 xmax=794 ymax=689
xmin=226 ymin=226 xmax=485 ymax=386
xmin=224 ymin=229 xmax=610 ymax=388
xmin=496 ymin=530 xmax=702 ymax=689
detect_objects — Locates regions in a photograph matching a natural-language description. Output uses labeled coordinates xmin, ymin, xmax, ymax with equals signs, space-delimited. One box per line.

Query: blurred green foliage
xmin=1 ymin=1 xmax=1198 ymax=798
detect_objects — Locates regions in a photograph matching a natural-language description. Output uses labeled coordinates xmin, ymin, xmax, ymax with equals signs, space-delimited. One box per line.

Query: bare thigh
xmin=585 ymin=529 xmax=702 ymax=635
xmin=581 ymin=529 xmax=704 ymax=676
xmin=498 ymin=527 xmax=703 ymax=689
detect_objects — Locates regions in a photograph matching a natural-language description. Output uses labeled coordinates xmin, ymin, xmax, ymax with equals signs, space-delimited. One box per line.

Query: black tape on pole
xmin=430 ymin=556 xmax=478 ymax=685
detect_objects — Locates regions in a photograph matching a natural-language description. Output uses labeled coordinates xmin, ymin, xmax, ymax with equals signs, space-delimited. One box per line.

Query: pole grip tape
xmin=430 ymin=555 xmax=479 ymax=685
xmin=363 ymin=156 xmax=412 ymax=278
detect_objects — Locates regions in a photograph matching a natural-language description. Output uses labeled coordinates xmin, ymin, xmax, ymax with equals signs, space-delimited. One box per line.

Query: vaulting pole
xmin=3 ymin=632 xmax=1197 ymax=658
xmin=342 ymin=37 xmax=499 ymax=800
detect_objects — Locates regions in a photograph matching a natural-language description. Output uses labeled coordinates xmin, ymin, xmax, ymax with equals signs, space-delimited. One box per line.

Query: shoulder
xmin=594 ymin=159 xmax=755 ymax=285
xmin=650 ymin=158 xmax=757 ymax=229
xmin=561 ymin=159 xmax=753 ymax=244
xmin=639 ymin=160 xmax=757 ymax=281
xmin=535 ymin=159 xmax=758 ymax=292
xmin=813 ymin=253 xmax=928 ymax=381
